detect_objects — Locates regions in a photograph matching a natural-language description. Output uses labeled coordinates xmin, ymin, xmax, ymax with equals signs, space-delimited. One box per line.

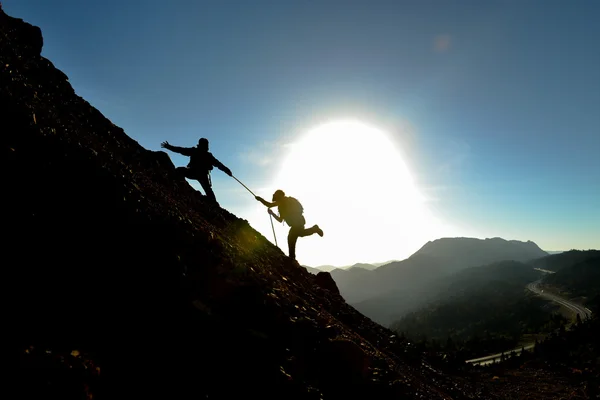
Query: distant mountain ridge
xmin=332 ymin=237 xmax=548 ymax=325
xmin=529 ymin=250 xmax=600 ymax=272
xmin=388 ymin=260 xmax=564 ymax=356
xmin=411 ymin=237 xmax=548 ymax=269
xmin=349 ymin=263 xmax=381 ymax=271
xmin=391 ymin=250 xmax=600 ymax=345
xmin=309 ymin=261 xmax=396 ymax=272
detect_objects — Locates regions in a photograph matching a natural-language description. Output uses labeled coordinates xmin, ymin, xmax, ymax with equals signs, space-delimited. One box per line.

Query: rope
xmin=231 ymin=175 xmax=278 ymax=247
xmin=232 ymin=175 xmax=256 ymax=197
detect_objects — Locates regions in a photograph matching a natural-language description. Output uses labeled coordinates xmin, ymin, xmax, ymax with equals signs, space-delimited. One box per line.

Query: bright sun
xmin=252 ymin=119 xmax=453 ymax=267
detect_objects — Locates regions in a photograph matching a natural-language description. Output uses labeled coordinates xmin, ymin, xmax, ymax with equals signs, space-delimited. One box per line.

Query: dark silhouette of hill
xmin=311 ymin=262 xmax=383 ymax=272
xmin=391 ymin=252 xmax=600 ymax=371
xmin=330 ymin=267 xmax=377 ymax=303
xmin=333 ymin=237 xmax=548 ymax=325
xmin=528 ymin=249 xmax=600 ymax=272
xmin=373 ymin=260 xmax=399 ymax=267
xmin=412 ymin=237 xmax=548 ymax=268
xmin=312 ymin=264 xmax=338 ymax=272
xmin=543 ymin=254 xmax=600 ymax=310
xmin=350 ymin=263 xmax=380 ymax=271
xmin=1 ymin=9 xmax=490 ymax=400
xmin=441 ymin=260 xmax=541 ymax=294
xmin=304 ymin=264 xmax=379 ymax=274
xmin=389 ymin=261 xmax=562 ymax=347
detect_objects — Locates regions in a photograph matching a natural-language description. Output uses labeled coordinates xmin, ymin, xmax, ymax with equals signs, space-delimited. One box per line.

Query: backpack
xmin=286 ymin=196 xmax=303 ymax=216
xmin=281 ymin=196 xmax=304 ymax=227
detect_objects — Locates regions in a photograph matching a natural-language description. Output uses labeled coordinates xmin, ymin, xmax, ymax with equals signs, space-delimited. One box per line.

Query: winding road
xmin=526 ymin=279 xmax=592 ymax=320
xmin=466 ymin=273 xmax=593 ymax=366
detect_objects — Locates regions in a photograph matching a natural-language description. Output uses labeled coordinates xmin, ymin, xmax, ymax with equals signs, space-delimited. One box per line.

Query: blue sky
xmin=5 ymin=0 xmax=599 ymax=265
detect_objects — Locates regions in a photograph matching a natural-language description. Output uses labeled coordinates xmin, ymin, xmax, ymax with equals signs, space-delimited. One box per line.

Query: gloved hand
xmin=268 ymin=208 xmax=275 ymax=217
xmin=223 ymin=167 xmax=232 ymax=177
xmin=255 ymin=196 xmax=264 ymax=202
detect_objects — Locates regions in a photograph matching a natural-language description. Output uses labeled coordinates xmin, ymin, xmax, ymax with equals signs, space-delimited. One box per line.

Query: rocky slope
xmin=2 ymin=9 xmax=482 ymax=400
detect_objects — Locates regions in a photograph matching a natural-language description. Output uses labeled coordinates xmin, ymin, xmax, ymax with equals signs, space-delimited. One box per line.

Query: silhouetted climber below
xmin=256 ymin=190 xmax=323 ymax=261
xmin=161 ymin=138 xmax=232 ymax=203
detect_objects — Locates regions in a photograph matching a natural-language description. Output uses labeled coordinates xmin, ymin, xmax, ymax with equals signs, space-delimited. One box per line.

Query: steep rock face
xmin=2 ymin=9 xmax=470 ymax=400
xmin=315 ymin=271 xmax=341 ymax=295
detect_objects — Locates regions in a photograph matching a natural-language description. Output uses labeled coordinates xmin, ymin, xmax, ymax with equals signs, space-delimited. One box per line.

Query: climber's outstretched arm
xmin=161 ymin=141 xmax=194 ymax=156
xmin=212 ymin=156 xmax=232 ymax=176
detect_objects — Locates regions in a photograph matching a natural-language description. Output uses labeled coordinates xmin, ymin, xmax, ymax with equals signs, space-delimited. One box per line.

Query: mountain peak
xmin=413 ymin=237 xmax=547 ymax=264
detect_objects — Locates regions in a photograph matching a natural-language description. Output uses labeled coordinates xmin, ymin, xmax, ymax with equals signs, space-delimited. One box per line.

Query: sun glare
xmin=250 ymin=120 xmax=452 ymax=266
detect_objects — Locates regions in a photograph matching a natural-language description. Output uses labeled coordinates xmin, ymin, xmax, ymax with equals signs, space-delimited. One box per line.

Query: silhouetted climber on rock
xmin=161 ymin=138 xmax=231 ymax=203
xmin=256 ymin=190 xmax=323 ymax=261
